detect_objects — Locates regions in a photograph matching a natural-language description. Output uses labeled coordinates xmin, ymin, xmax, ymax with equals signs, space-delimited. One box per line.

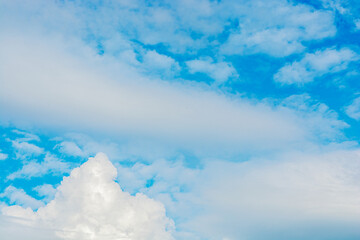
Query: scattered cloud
xmin=7 ymin=154 xmax=70 ymax=180
xmin=186 ymin=58 xmax=238 ymax=83
xmin=11 ymin=140 xmax=44 ymax=160
xmin=0 ymin=152 xmax=8 ymax=161
xmin=0 ymin=31 xmax=349 ymax=154
xmin=33 ymin=184 xmax=57 ymax=203
xmin=345 ymin=96 xmax=360 ymax=120
xmin=0 ymin=186 xmax=44 ymax=209
xmin=55 ymin=141 xmax=84 ymax=158
xmin=221 ymin=0 xmax=336 ymax=57
xmin=141 ymin=50 xmax=180 ymax=78
xmin=274 ymin=48 xmax=359 ymax=85
xmin=12 ymin=130 xmax=40 ymax=142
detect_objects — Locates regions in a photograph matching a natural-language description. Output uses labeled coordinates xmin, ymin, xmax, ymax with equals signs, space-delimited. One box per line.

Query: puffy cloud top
xmin=2 ymin=153 xmax=175 ymax=240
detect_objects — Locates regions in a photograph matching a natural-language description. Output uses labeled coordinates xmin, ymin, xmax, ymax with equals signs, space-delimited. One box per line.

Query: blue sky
xmin=1 ymin=0 xmax=360 ymax=239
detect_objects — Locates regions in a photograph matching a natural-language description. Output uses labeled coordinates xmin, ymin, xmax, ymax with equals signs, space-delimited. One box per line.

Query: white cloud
xmin=7 ymin=154 xmax=70 ymax=180
xmin=12 ymin=129 xmax=40 ymax=142
xmin=0 ymin=31 xmax=348 ymax=154
xmin=141 ymin=50 xmax=180 ymax=77
xmin=355 ymin=19 xmax=360 ymax=31
xmin=0 ymin=152 xmax=8 ymax=160
xmin=33 ymin=184 xmax=57 ymax=203
xmin=0 ymin=0 xmax=336 ymax=57
xmin=345 ymin=96 xmax=360 ymax=120
xmin=0 ymin=215 xmax=58 ymax=240
xmin=278 ymin=94 xmax=348 ymax=140
xmin=186 ymin=58 xmax=238 ymax=83
xmin=0 ymin=32 xmax=300 ymax=151
xmin=274 ymin=48 xmax=359 ymax=85
xmin=221 ymin=0 xmax=336 ymax=57
xmin=11 ymin=140 xmax=44 ymax=159
xmin=2 ymin=153 xmax=175 ymax=240
xmin=115 ymin=149 xmax=360 ymax=239
xmin=55 ymin=141 xmax=84 ymax=157
xmin=0 ymin=186 xmax=44 ymax=210
xmin=183 ymin=150 xmax=360 ymax=239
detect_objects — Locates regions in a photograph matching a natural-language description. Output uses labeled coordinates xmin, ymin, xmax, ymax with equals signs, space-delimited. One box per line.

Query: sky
xmin=1 ymin=0 xmax=360 ymax=239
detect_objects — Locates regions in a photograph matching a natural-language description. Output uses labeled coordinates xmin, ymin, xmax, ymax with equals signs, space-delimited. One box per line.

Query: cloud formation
xmin=2 ymin=153 xmax=174 ymax=240
xmin=345 ymin=96 xmax=360 ymax=120
xmin=274 ymin=48 xmax=359 ymax=85
xmin=0 ymin=31 xmax=348 ymax=154
xmin=115 ymin=150 xmax=360 ymax=239
xmin=186 ymin=58 xmax=238 ymax=83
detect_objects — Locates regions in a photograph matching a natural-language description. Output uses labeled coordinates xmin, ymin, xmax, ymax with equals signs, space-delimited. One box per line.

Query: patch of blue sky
xmin=0 ymin=126 xmax=83 ymax=203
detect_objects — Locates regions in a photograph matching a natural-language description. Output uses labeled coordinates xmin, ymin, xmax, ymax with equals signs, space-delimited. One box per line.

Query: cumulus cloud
xmin=2 ymin=153 xmax=175 ymax=240
xmin=274 ymin=47 xmax=359 ymax=85
xmin=186 ymin=58 xmax=238 ymax=83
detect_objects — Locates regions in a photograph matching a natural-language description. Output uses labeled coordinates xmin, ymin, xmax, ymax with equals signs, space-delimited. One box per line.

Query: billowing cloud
xmin=274 ymin=47 xmax=359 ymax=85
xmin=2 ymin=153 xmax=175 ymax=240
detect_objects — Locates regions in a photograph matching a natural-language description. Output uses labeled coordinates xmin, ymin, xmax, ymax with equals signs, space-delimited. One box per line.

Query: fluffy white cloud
xmin=1 ymin=153 xmax=175 ymax=240
xmin=345 ymin=96 xmax=360 ymax=120
xmin=274 ymin=48 xmax=359 ymax=85
xmin=186 ymin=58 xmax=238 ymax=83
